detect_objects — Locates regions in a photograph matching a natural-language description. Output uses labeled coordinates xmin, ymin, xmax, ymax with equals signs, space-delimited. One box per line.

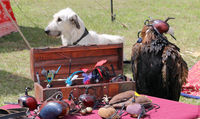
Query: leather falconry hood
xmin=144 ymin=17 xmax=176 ymax=40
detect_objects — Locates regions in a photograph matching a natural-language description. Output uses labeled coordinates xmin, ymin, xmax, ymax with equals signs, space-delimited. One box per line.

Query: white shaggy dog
xmin=45 ymin=8 xmax=123 ymax=46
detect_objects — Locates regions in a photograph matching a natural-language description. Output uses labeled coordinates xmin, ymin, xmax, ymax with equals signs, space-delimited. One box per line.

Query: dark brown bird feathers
xmin=131 ymin=24 xmax=188 ymax=101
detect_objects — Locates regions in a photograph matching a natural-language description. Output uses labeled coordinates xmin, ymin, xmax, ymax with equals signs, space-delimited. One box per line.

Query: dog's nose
xmin=45 ymin=30 xmax=50 ymax=34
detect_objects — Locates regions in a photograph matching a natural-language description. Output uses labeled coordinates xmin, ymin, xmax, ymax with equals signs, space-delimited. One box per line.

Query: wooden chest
xmin=30 ymin=43 xmax=135 ymax=102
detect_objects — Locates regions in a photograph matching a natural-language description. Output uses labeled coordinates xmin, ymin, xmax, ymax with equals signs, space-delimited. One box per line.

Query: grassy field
xmin=0 ymin=0 xmax=200 ymax=106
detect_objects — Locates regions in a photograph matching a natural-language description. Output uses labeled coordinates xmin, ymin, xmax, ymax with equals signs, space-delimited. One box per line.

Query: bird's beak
xmin=167 ymin=27 xmax=176 ymax=40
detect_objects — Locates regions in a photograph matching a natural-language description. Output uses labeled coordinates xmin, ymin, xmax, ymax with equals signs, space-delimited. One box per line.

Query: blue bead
xmin=137 ymin=38 xmax=142 ymax=43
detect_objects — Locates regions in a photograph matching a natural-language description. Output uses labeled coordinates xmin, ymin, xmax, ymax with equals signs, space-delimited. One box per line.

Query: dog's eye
xmin=57 ymin=17 xmax=62 ymax=22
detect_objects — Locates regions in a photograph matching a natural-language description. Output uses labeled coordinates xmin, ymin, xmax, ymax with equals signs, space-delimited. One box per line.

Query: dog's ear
xmin=69 ymin=15 xmax=80 ymax=29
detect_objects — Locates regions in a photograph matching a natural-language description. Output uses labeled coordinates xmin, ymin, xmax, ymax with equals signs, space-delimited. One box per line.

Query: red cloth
xmin=182 ymin=61 xmax=200 ymax=96
xmin=1 ymin=96 xmax=199 ymax=119
xmin=0 ymin=0 xmax=17 ymax=37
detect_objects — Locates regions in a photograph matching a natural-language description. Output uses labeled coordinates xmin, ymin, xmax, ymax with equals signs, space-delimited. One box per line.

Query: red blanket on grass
xmin=1 ymin=96 xmax=199 ymax=119
xmin=182 ymin=61 xmax=200 ymax=96
xmin=0 ymin=0 xmax=17 ymax=37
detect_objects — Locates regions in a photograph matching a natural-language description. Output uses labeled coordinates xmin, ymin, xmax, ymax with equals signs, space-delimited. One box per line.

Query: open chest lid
xmin=30 ymin=43 xmax=123 ymax=83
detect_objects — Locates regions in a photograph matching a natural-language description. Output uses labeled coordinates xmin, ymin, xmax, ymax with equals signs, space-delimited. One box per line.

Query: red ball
xmin=79 ymin=94 xmax=95 ymax=107
xmin=25 ymin=96 xmax=38 ymax=111
xmin=18 ymin=96 xmax=38 ymax=111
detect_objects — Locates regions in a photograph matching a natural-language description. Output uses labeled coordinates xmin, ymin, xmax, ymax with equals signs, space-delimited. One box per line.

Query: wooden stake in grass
xmin=0 ymin=0 xmax=31 ymax=49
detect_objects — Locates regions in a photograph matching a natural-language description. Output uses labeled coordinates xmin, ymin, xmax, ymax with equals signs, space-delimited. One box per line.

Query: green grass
xmin=0 ymin=0 xmax=200 ymax=106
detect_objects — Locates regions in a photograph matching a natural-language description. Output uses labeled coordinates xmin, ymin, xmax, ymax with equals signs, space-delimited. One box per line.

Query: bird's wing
xmin=131 ymin=43 xmax=141 ymax=81
xmin=162 ymin=44 xmax=188 ymax=100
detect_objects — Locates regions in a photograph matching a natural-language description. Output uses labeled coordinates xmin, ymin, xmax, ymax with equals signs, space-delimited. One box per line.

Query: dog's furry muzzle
xmin=45 ymin=29 xmax=61 ymax=37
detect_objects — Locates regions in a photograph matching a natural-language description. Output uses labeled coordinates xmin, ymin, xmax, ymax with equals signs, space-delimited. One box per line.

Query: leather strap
xmin=73 ymin=28 xmax=89 ymax=45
